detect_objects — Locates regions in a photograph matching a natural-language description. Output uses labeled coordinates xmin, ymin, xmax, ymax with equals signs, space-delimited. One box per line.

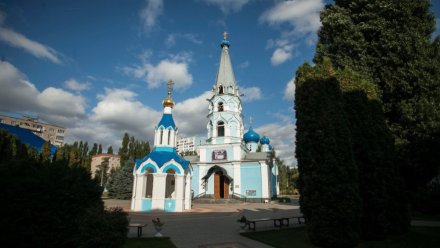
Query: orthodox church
xmin=131 ymin=34 xmax=279 ymax=212
xmin=189 ymin=33 xmax=279 ymax=202
xmin=131 ymin=81 xmax=192 ymax=212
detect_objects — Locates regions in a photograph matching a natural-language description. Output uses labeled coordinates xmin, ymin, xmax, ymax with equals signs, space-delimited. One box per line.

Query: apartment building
xmin=0 ymin=115 xmax=66 ymax=147
xmin=90 ymin=154 xmax=121 ymax=179
xmin=176 ymin=136 xmax=205 ymax=155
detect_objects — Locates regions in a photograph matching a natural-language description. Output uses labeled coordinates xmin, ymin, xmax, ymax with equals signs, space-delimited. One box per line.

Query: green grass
xmin=241 ymin=227 xmax=440 ymax=248
xmin=124 ymin=237 xmax=177 ymax=248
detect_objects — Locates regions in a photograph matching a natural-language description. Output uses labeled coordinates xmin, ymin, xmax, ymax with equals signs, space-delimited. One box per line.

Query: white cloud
xmin=260 ymin=0 xmax=324 ymax=35
xmin=122 ymin=52 xmax=193 ymax=89
xmin=256 ymin=115 xmax=297 ymax=167
xmin=240 ymin=86 xmax=262 ymax=102
xmin=92 ymin=88 xmax=160 ymax=134
xmin=166 ymin=33 xmax=203 ymax=47
xmin=174 ymin=91 xmax=213 ymax=137
xmin=0 ymin=61 xmax=86 ymax=126
xmin=0 ymin=27 xmax=61 ymax=64
xmin=201 ymin=0 xmax=251 ymax=14
xmin=64 ymin=79 xmax=91 ymax=91
xmin=261 ymin=0 xmax=324 ymax=66
xmin=283 ymin=78 xmax=295 ymax=101
xmin=139 ymin=0 xmax=164 ymax=31
xmin=271 ymin=46 xmax=293 ymax=65
xmin=238 ymin=60 xmax=249 ymax=69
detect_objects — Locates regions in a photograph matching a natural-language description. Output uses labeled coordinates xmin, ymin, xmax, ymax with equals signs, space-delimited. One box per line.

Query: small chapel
xmin=189 ymin=33 xmax=279 ymax=202
xmin=131 ymin=81 xmax=192 ymax=212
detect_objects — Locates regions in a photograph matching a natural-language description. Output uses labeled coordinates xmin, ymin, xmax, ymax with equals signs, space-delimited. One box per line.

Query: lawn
xmin=124 ymin=237 xmax=177 ymax=248
xmin=241 ymin=226 xmax=440 ymax=248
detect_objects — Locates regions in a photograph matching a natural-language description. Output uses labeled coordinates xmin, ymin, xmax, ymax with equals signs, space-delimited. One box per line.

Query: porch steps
xmin=192 ymin=198 xmax=243 ymax=204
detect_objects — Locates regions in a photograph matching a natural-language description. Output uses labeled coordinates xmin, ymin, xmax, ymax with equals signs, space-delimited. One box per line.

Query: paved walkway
xmin=104 ymin=199 xmax=301 ymax=248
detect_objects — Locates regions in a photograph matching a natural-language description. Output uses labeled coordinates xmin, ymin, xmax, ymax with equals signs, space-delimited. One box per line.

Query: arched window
xmin=219 ymin=85 xmax=224 ymax=94
xmin=165 ymin=169 xmax=176 ymax=198
xmin=145 ymin=168 xmax=154 ymax=198
xmin=218 ymin=102 xmax=224 ymax=112
xmin=159 ymin=129 xmax=163 ymax=144
xmin=167 ymin=129 xmax=171 ymax=145
xmin=217 ymin=121 xmax=225 ymax=137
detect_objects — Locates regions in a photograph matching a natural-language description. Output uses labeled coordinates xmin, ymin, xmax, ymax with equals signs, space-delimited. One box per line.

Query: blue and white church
xmin=131 ymin=81 xmax=192 ymax=212
xmin=190 ymin=34 xmax=279 ymax=202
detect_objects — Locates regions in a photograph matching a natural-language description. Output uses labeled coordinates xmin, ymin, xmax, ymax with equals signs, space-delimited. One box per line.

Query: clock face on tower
xmin=212 ymin=150 xmax=227 ymax=160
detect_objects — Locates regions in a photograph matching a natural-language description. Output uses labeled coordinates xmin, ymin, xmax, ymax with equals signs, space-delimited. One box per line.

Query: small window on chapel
xmin=218 ymin=102 xmax=224 ymax=112
xmin=219 ymin=86 xmax=224 ymax=94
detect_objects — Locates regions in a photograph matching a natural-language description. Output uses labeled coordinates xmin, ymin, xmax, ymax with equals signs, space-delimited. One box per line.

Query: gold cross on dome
xmin=249 ymin=116 xmax=253 ymax=126
xmin=167 ymin=80 xmax=174 ymax=96
xmin=223 ymin=31 xmax=228 ymax=40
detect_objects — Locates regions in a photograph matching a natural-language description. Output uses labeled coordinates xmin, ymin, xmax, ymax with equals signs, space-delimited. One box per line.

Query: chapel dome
xmin=260 ymin=136 xmax=270 ymax=145
xmin=243 ymin=127 xmax=260 ymax=143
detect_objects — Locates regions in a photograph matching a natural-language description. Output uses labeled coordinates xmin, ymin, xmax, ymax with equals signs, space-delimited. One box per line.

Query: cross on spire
xmin=249 ymin=116 xmax=253 ymax=126
xmin=167 ymin=80 xmax=174 ymax=96
xmin=223 ymin=31 xmax=228 ymax=40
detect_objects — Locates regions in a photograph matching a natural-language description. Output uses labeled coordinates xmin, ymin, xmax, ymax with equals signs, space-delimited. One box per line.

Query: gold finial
xmin=223 ymin=31 xmax=228 ymax=40
xmin=162 ymin=80 xmax=175 ymax=108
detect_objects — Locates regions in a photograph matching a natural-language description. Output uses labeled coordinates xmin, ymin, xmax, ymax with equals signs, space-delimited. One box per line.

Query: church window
xmin=167 ymin=129 xmax=171 ymax=145
xmin=218 ymin=102 xmax=224 ymax=112
xmin=160 ymin=129 xmax=163 ymax=145
xmin=217 ymin=121 xmax=225 ymax=137
xmin=145 ymin=168 xmax=154 ymax=198
xmin=165 ymin=169 xmax=176 ymax=198
xmin=219 ymin=85 xmax=224 ymax=94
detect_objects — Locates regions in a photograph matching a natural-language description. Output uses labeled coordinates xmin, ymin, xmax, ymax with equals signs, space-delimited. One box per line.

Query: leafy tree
xmin=98 ymin=144 xmax=103 ymax=154
xmin=96 ymin=157 xmax=110 ymax=187
xmin=0 ymin=159 xmax=128 ymax=247
xmin=89 ymin=143 xmax=98 ymax=156
xmin=107 ymin=161 xmax=134 ymax=200
xmin=40 ymin=141 xmax=52 ymax=162
xmin=314 ymin=0 xmax=440 ymax=189
xmin=295 ymin=62 xmax=361 ymax=247
xmin=118 ymin=133 xmax=130 ymax=164
xmin=107 ymin=146 xmax=114 ymax=154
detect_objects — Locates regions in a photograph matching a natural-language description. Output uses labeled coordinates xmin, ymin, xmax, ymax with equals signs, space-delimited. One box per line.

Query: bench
xmin=291 ymin=215 xmax=306 ymax=224
xmin=129 ymin=223 xmax=148 ymax=237
xmin=245 ymin=217 xmax=290 ymax=231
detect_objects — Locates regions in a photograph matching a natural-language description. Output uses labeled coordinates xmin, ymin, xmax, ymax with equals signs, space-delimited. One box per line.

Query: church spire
xmin=214 ymin=32 xmax=236 ymax=94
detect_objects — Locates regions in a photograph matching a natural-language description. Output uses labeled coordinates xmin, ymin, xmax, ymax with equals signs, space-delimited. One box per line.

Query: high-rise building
xmin=176 ymin=136 xmax=205 ymax=155
xmin=0 ymin=115 xmax=66 ymax=147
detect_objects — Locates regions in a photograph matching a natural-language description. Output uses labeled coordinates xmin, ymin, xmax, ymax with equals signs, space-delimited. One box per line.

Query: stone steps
xmin=192 ymin=198 xmax=244 ymax=204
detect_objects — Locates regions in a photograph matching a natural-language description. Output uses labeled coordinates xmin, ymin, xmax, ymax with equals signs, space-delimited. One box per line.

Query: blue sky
xmin=1 ymin=0 xmax=439 ymax=166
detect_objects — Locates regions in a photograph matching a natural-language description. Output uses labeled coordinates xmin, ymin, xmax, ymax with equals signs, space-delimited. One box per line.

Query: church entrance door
xmin=214 ymin=171 xmax=229 ymax=199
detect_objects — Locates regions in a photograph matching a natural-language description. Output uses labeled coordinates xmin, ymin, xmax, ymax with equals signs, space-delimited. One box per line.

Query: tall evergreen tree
xmin=107 ymin=146 xmax=113 ymax=155
xmin=89 ymin=143 xmax=98 ymax=156
xmin=107 ymin=161 xmax=134 ymax=200
xmin=314 ymin=0 xmax=440 ymax=189
xmin=119 ymin=133 xmax=130 ymax=165
xmin=97 ymin=144 xmax=102 ymax=154
xmin=295 ymin=62 xmax=361 ymax=247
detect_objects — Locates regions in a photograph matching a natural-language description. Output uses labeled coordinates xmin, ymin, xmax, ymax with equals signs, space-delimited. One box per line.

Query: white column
xmin=163 ymin=130 xmax=169 ymax=146
xmin=233 ymin=163 xmax=241 ymax=195
xmin=170 ymin=130 xmax=175 ymax=147
xmin=152 ymin=174 xmax=167 ymax=210
xmin=184 ymin=174 xmax=191 ymax=210
xmin=175 ymin=175 xmax=185 ymax=211
xmin=154 ymin=130 xmax=159 ymax=146
xmin=131 ymin=173 xmax=138 ymax=210
xmin=260 ymin=163 xmax=269 ymax=199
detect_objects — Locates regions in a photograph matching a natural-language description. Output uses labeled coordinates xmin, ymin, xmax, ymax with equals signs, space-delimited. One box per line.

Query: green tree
xmin=118 ymin=133 xmax=130 ymax=164
xmin=107 ymin=146 xmax=113 ymax=155
xmin=314 ymin=0 xmax=440 ymax=189
xmin=40 ymin=141 xmax=52 ymax=162
xmin=0 ymin=159 xmax=128 ymax=248
xmin=107 ymin=161 xmax=134 ymax=200
xmin=89 ymin=143 xmax=98 ymax=156
xmin=98 ymin=144 xmax=103 ymax=154
xmin=96 ymin=157 xmax=110 ymax=187
xmin=295 ymin=63 xmax=361 ymax=247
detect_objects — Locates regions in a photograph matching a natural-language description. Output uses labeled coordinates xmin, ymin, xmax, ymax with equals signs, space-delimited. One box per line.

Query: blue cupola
xmin=260 ymin=136 xmax=270 ymax=145
xmin=220 ymin=31 xmax=230 ymax=48
xmin=243 ymin=127 xmax=260 ymax=143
